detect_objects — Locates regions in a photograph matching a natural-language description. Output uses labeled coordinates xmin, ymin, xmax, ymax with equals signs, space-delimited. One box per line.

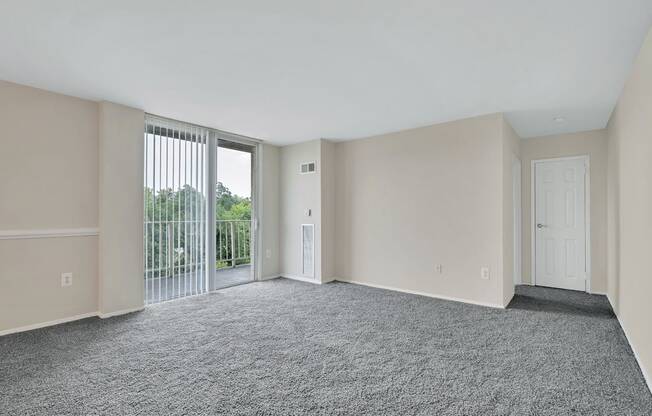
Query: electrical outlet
xmin=435 ymin=264 xmax=443 ymax=274
xmin=480 ymin=267 xmax=490 ymax=280
xmin=266 ymin=249 xmax=272 ymax=259
xmin=61 ymin=272 xmax=73 ymax=287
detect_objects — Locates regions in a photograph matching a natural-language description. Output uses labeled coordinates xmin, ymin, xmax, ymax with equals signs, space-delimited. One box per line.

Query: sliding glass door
xmin=213 ymin=140 xmax=255 ymax=289
xmin=143 ymin=115 xmax=256 ymax=304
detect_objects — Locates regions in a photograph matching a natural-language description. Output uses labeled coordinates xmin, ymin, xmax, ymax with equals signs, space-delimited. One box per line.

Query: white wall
xmin=520 ymin=130 xmax=609 ymax=293
xmin=98 ymin=102 xmax=145 ymax=316
xmin=334 ymin=114 xmax=508 ymax=307
xmin=279 ymin=140 xmax=322 ymax=281
xmin=0 ymin=81 xmax=99 ymax=332
xmin=607 ymin=28 xmax=652 ymax=388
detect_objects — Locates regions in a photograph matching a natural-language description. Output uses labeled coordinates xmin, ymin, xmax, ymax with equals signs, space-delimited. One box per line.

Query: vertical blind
xmin=144 ymin=115 xmax=209 ymax=304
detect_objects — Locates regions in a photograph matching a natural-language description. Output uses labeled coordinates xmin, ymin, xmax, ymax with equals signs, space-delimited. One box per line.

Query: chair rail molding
xmin=0 ymin=228 xmax=99 ymax=240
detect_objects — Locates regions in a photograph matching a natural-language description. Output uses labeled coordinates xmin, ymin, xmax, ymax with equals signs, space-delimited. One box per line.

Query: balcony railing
xmin=216 ymin=220 xmax=251 ymax=268
xmin=144 ymin=219 xmax=252 ymax=303
xmin=144 ymin=219 xmax=252 ymax=276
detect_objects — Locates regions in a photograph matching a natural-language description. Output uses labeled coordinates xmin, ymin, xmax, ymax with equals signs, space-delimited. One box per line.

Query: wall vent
xmin=299 ymin=161 xmax=316 ymax=174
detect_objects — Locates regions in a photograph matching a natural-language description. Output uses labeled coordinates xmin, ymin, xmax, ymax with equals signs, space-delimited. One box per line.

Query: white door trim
xmin=254 ymin=143 xmax=264 ymax=281
xmin=248 ymin=142 xmax=259 ymax=283
xmin=530 ymin=155 xmax=591 ymax=292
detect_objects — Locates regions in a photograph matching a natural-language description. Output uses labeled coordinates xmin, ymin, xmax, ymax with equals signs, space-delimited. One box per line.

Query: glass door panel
xmin=213 ymin=140 xmax=255 ymax=289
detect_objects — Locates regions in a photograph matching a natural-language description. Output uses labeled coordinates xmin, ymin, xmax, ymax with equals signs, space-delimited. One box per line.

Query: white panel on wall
xmin=301 ymin=224 xmax=314 ymax=278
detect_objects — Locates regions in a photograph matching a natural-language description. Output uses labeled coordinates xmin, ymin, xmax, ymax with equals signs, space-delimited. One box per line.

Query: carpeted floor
xmin=1 ymin=279 xmax=650 ymax=415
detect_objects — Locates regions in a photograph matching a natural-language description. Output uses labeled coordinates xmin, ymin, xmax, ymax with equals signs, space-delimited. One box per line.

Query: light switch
xmin=61 ymin=272 xmax=73 ymax=287
xmin=480 ymin=267 xmax=490 ymax=280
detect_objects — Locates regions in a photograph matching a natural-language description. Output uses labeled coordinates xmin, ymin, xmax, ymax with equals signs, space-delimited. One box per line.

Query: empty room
xmin=1 ymin=1 xmax=651 ymax=415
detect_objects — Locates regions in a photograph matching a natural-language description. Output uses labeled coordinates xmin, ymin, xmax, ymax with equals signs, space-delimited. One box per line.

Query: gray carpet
xmin=1 ymin=280 xmax=650 ymax=415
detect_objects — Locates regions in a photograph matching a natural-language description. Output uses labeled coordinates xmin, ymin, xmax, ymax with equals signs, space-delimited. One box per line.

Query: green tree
xmin=144 ymin=182 xmax=251 ymax=276
xmin=216 ymin=182 xmax=251 ymax=220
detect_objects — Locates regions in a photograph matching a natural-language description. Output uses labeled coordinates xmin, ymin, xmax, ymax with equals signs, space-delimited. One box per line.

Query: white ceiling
xmin=1 ymin=1 xmax=651 ymax=145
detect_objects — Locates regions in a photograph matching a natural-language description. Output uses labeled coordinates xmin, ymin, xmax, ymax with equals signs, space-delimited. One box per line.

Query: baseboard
xmin=589 ymin=291 xmax=608 ymax=296
xmin=605 ymin=295 xmax=652 ymax=395
xmin=503 ymin=292 xmax=515 ymax=308
xmin=336 ymin=279 xmax=504 ymax=309
xmin=259 ymin=274 xmax=281 ymax=281
xmin=281 ymin=274 xmax=322 ymax=284
xmin=97 ymin=306 xmax=144 ymax=319
xmin=0 ymin=312 xmax=98 ymax=337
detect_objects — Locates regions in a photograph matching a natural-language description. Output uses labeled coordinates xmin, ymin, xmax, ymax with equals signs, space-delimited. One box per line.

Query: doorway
xmin=532 ymin=156 xmax=590 ymax=292
xmin=213 ymin=140 xmax=256 ymax=290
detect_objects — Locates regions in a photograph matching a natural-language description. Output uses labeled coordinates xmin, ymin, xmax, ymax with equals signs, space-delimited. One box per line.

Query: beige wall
xmin=0 ymin=235 xmax=98 ymax=332
xmin=501 ymin=117 xmax=521 ymax=306
xmin=607 ymin=28 xmax=652 ymax=387
xmin=259 ymin=143 xmax=281 ymax=278
xmin=0 ymin=80 xmax=282 ymax=333
xmin=320 ymin=140 xmax=336 ymax=282
xmin=0 ymin=81 xmax=99 ymax=332
xmin=606 ymin=114 xmax=620 ymax=311
xmin=279 ymin=140 xmax=322 ymax=281
xmin=334 ymin=114 xmax=507 ymax=307
xmin=98 ymin=102 xmax=145 ymax=316
xmin=520 ymin=130 xmax=608 ymax=293
xmin=0 ymin=81 xmax=99 ymax=230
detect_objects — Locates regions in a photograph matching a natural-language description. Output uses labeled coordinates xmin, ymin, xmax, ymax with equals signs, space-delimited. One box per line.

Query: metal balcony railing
xmin=143 ymin=219 xmax=251 ymax=304
xmin=216 ymin=220 xmax=252 ymax=268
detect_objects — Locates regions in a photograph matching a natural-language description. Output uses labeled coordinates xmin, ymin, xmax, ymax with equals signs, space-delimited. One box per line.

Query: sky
xmin=218 ymin=147 xmax=251 ymax=198
xmin=144 ymin=134 xmax=251 ymax=198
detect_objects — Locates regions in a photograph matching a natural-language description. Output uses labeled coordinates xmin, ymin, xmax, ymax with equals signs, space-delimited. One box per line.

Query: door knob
xmin=537 ymin=223 xmax=546 ymax=229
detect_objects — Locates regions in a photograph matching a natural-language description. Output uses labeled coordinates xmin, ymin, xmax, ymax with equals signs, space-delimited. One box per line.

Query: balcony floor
xmin=145 ymin=265 xmax=252 ymax=304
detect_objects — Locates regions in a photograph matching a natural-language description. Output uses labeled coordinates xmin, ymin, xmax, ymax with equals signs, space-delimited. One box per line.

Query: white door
xmin=534 ymin=158 xmax=587 ymax=291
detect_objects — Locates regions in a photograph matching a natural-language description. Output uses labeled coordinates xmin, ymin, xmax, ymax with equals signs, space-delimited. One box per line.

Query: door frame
xmin=530 ymin=155 xmax=591 ymax=293
xmin=250 ymin=143 xmax=259 ymax=281
xmin=214 ymin=138 xmax=260 ymax=285
xmin=254 ymin=143 xmax=265 ymax=281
